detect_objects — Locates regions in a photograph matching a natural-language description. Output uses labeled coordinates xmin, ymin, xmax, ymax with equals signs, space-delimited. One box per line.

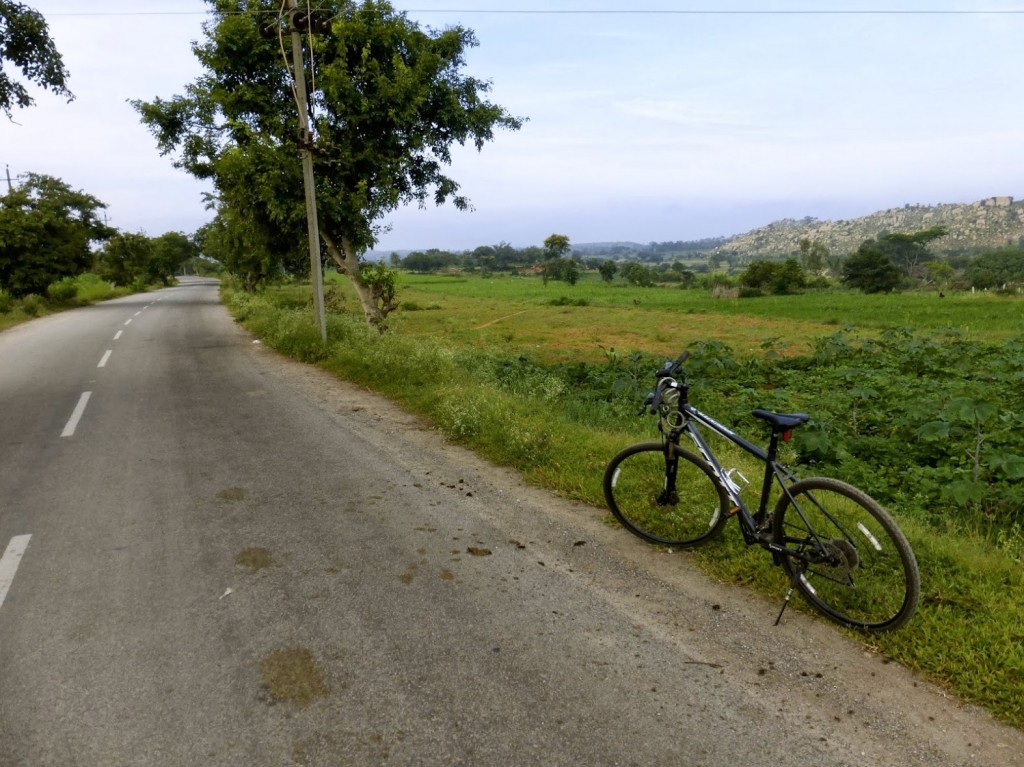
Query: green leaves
xmin=0 ymin=1 xmax=72 ymax=116
xmin=986 ymin=452 xmax=1024 ymax=480
xmin=134 ymin=0 xmax=522 ymax=326
xmin=842 ymin=241 xmax=901 ymax=293
xmin=0 ymin=174 xmax=110 ymax=296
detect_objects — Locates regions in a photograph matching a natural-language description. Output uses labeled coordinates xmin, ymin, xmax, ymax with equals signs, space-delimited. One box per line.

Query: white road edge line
xmin=61 ymin=391 xmax=92 ymax=438
xmin=98 ymin=350 xmax=112 ymax=368
xmin=113 ymin=330 xmax=123 ymax=341
xmin=0 ymin=535 xmax=32 ymax=610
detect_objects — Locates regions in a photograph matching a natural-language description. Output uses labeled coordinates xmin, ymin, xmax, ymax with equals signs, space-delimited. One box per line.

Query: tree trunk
xmin=321 ymin=230 xmax=379 ymax=328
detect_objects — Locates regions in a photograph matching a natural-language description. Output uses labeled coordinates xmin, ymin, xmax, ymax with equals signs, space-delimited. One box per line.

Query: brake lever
xmin=638 ymin=392 xmax=655 ymax=416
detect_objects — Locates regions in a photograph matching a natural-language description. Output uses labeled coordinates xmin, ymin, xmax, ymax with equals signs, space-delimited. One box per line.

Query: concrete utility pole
xmin=287 ymin=1 xmax=327 ymax=342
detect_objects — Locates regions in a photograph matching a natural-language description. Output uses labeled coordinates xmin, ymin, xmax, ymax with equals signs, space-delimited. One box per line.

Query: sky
xmin=3 ymin=1 xmax=1023 ymax=253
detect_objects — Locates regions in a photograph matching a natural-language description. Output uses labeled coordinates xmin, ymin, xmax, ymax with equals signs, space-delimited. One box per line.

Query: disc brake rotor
xmin=825 ymin=538 xmax=860 ymax=578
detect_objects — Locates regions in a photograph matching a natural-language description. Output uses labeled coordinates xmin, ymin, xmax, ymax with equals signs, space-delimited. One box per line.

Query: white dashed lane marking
xmin=0 ymin=535 xmax=32 ymax=610
xmin=97 ymin=350 xmax=112 ymax=368
xmin=61 ymin=392 xmax=92 ymax=438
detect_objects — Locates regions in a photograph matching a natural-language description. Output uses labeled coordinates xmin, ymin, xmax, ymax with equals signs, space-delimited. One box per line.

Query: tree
xmin=798 ymin=238 xmax=829 ymax=275
xmin=151 ymin=231 xmax=200 ymax=283
xmin=96 ymin=232 xmax=155 ymax=287
xmin=472 ymin=244 xmax=496 ymax=276
xmin=876 ymin=225 xmax=948 ymax=279
xmin=543 ymin=234 xmax=571 ymax=259
xmin=923 ymin=260 xmax=955 ymax=291
xmin=0 ymin=1 xmax=72 ymax=116
xmin=740 ymin=258 xmax=806 ymax=296
xmin=134 ymin=0 xmax=522 ymax=330
xmin=964 ymin=247 xmax=1024 ymax=290
xmin=842 ymin=242 xmax=901 ymax=293
xmin=0 ymin=173 xmax=111 ymax=296
xmin=541 ymin=233 xmax=573 ymax=285
xmin=620 ymin=262 xmax=655 ymax=287
xmin=402 ymin=249 xmax=457 ymax=273
xmin=492 ymin=241 xmax=518 ymax=270
xmin=541 ymin=255 xmax=579 ymax=285
xmin=598 ymin=260 xmax=617 ymax=283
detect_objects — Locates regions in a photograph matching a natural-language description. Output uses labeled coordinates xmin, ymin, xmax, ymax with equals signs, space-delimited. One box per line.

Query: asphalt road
xmin=1 ymin=278 xmax=1021 ymax=767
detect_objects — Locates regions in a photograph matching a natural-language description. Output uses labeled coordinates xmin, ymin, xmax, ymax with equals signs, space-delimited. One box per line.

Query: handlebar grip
xmin=656 ymin=350 xmax=689 ymax=378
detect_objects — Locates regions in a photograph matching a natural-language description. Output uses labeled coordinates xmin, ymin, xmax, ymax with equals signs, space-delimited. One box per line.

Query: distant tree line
xmin=0 ymin=173 xmax=205 ymax=303
xmin=391 ymin=227 xmax=1024 ymax=297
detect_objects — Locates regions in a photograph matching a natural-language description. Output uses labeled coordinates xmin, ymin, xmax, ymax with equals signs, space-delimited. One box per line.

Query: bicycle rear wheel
xmin=772 ymin=477 xmax=920 ymax=632
xmin=603 ymin=441 xmax=730 ymax=547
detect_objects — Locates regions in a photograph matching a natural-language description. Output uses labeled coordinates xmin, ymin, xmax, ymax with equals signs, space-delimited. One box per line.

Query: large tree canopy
xmin=134 ymin=0 xmax=523 ymax=327
xmin=0 ymin=1 xmax=71 ymax=116
xmin=0 ymin=173 xmax=111 ymax=296
xmin=842 ymin=241 xmax=902 ymax=294
xmin=96 ymin=230 xmax=197 ymax=287
xmin=875 ymin=225 xmax=948 ymax=278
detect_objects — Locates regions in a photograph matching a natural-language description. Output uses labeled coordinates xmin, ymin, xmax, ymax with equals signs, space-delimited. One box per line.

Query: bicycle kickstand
xmin=774 ymin=586 xmax=795 ymax=626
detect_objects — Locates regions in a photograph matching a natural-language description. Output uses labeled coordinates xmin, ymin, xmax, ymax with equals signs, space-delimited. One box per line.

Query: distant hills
xmin=710 ymin=196 xmax=1024 ymax=260
xmin=371 ymin=196 xmax=1023 ymax=261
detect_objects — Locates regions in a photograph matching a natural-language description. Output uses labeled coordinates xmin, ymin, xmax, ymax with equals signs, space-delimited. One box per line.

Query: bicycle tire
xmin=604 ymin=441 xmax=730 ymax=547
xmin=772 ymin=477 xmax=920 ymax=632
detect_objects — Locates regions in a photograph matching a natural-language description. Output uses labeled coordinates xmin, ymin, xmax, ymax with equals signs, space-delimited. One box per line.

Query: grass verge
xmin=224 ymin=280 xmax=1024 ymax=730
xmin=0 ymin=273 xmax=144 ymax=332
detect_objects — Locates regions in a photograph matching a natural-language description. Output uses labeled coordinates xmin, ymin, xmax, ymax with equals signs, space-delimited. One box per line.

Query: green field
xmin=384 ymin=272 xmax=1024 ymax=362
xmin=230 ymin=273 xmax=1024 ymax=729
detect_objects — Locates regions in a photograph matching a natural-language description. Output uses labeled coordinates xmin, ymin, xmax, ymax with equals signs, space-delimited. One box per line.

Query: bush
xmin=0 ymin=289 xmax=12 ymax=314
xmin=323 ymin=284 xmax=346 ymax=313
xmin=46 ymin=276 xmax=79 ymax=304
xmin=20 ymin=294 xmax=45 ymax=316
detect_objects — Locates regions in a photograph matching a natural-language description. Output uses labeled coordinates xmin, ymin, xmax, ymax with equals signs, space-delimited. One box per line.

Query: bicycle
xmin=603 ymin=351 xmax=920 ymax=632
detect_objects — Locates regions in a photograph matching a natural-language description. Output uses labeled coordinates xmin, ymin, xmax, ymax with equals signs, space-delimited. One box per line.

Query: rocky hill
xmin=713 ymin=197 xmax=1024 ymax=259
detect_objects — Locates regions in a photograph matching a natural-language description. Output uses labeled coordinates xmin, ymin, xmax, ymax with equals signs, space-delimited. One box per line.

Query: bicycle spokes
xmin=773 ymin=478 xmax=919 ymax=631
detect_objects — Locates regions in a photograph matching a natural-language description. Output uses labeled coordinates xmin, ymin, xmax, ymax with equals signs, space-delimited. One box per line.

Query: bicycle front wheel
xmin=772 ymin=477 xmax=920 ymax=632
xmin=603 ymin=442 xmax=730 ymax=547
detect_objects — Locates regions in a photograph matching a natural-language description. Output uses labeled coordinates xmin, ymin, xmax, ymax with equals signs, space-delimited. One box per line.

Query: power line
xmin=40 ymin=8 xmax=1024 ymax=17
xmin=401 ymin=8 xmax=1024 ymax=13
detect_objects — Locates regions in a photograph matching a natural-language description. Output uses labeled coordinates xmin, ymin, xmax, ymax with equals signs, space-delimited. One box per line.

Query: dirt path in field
xmin=471 ymin=309 xmax=529 ymax=329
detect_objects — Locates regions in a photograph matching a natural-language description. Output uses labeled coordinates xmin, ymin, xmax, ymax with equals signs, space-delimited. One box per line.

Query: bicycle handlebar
xmin=656 ymin=350 xmax=689 ymax=379
xmin=642 ymin=351 xmax=690 ymax=415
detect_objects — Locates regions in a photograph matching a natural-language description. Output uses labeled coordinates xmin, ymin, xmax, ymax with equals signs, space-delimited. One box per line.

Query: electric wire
xmin=39 ymin=8 xmax=1024 ymax=17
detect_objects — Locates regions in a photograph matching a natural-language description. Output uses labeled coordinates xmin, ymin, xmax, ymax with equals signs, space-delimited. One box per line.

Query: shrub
xmin=20 ymin=294 xmax=45 ymax=316
xmin=548 ymin=296 xmax=589 ymax=307
xmin=0 ymin=289 xmax=12 ymax=314
xmin=323 ymin=284 xmax=346 ymax=313
xmin=46 ymin=276 xmax=79 ymax=304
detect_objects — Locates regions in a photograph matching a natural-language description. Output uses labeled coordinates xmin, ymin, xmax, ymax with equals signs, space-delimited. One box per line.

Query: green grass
xmin=0 ymin=273 xmax=138 ymax=332
xmin=225 ymin=274 xmax=1024 ymax=730
xmin=372 ymin=272 xmax=1024 ymax=362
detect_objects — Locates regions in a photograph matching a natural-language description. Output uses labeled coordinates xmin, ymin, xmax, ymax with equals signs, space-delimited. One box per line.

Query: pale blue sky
xmin=4 ymin=1 xmax=1022 ymax=252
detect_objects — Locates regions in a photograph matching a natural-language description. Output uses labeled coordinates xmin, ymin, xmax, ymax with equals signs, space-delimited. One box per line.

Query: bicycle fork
xmin=658 ymin=449 xmax=681 ymax=505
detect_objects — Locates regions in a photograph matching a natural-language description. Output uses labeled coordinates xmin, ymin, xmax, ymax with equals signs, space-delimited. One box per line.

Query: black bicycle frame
xmin=673 ymin=402 xmax=800 ymax=548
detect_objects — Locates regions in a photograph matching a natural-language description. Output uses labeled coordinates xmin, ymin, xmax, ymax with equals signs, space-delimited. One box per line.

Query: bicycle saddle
xmin=751 ymin=409 xmax=810 ymax=431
